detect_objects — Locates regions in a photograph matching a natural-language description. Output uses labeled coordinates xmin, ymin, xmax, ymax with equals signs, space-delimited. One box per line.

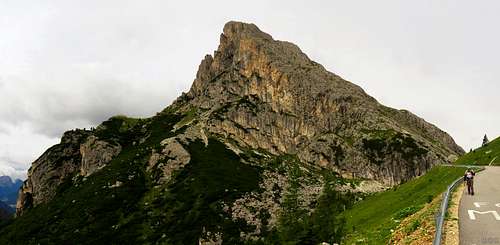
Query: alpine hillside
xmin=455 ymin=135 xmax=500 ymax=165
xmin=2 ymin=21 xmax=464 ymax=244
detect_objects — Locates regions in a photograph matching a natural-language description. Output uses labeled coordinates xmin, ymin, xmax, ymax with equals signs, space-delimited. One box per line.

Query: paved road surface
xmin=459 ymin=166 xmax=500 ymax=245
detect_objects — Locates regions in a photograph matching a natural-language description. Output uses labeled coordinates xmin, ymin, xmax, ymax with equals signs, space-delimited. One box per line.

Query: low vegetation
xmin=141 ymin=138 xmax=263 ymax=244
xmin=341 ymin=166 xmax=467 ymax=244
xmin=455 ymin=136 xmax=500 ymax=165
xmin=389 ymin=192 xmax=443 ymax=244
xmin=442 ymin=184 xmax=464 ymax=244
xmin=273 ymin=159 xmax=355 ymax=244
xmin=0 ymin=109 xmax=357 ymax=244
xmin=362 ymin=129 xmax=429 ymax=165
xmin=0 ymin=111 xmax=184 ymax=244
xmin=0 ymin=109 xmax=471 ymax=245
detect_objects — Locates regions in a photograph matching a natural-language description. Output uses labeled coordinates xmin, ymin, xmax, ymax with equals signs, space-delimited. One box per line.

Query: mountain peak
xmin=181 ymin=22 xmax=464 ymax=178
xmin=186 ymin=21 xmax=330 ymax=107
xmin=222 ymin=21 xmax=273 ymax=41
xmin=0 ymin=176 xmax=13 ymax=186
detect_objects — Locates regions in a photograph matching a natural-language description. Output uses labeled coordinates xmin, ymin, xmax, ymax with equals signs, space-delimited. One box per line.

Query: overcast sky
xmin=1 ymin=0 xmax=499 ymax=180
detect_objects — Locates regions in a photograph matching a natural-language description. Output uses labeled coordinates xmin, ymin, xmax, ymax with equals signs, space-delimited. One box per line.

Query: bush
xmin=394 ymin=205 xmax=422 ymax=220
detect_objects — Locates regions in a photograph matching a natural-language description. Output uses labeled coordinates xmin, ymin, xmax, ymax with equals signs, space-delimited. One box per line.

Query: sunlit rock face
xmin=179 ymin=21 xmax=464 ymax=185
xmin=16 ymin=130 xmax=121 ymax=216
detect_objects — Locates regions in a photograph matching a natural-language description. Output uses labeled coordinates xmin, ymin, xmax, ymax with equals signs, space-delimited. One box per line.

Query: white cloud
xmin=0 ymin=164 xmax=26 ymax=181
xmin=0 ymin=123 xmax=58 ymax=179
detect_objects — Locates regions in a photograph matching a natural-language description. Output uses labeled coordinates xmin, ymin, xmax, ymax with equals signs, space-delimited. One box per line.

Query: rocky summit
xmin=4 ymin=22 xmax=463 ymax=244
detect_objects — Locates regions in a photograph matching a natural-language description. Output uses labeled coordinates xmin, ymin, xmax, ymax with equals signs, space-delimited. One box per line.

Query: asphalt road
xmin=459 ymin=167 xmax=500 ymax=245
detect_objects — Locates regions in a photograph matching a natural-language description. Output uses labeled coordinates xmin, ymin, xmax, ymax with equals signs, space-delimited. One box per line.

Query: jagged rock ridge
xmin=177 ymin=21 xmax=463 ymax=183
xmin=9 ymin=21 xmax=464 ymax=244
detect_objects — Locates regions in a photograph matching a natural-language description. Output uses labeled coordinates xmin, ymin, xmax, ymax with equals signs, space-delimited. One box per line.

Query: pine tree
xmin=482 ymin=134 xmax=489 ymax=146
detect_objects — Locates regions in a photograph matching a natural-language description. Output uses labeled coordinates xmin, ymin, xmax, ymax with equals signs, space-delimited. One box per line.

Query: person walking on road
xmin=464 ymin=169 xmax=475 ymax=195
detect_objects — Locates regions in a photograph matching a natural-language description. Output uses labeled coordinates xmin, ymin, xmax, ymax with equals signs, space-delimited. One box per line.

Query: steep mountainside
xmin=3 ymin=22 xmax=463 ymax=244
xmin=176 ymin=21 xmax=463 ymax=184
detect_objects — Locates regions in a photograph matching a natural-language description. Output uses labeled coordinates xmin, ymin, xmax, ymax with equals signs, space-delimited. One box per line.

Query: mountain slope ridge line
xmin=7 ymin=21 xmax=465 ymax=244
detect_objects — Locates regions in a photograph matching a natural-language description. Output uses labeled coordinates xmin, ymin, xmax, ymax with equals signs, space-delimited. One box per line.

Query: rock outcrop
xmin=148 ymin=137 xmax=191 ymax=184
xmin=80 ymin=136 xmax=122 ymax=177
xmin=16 ymin=130 xmax=121 ymax=216
xmin=175 ymin=21 xmax=464 ymax=185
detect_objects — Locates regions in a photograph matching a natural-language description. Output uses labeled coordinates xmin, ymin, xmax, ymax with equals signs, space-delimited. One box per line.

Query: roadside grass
xmin=442 ymin=183 xmax=465 ymax=244
xmin=389 ymin=191 xmax=443 ymax=244
xmin=341 ymin=166 xmax=467 ymax=244
xmin=455 ymin=136 xmax=500 ymax=165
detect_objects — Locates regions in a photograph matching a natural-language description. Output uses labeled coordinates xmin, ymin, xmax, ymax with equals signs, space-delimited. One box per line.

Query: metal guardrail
xmin=433 ymin=176 xmax=463 ymax=245
xmin=433 ymin=166 xmax=485 ymax=245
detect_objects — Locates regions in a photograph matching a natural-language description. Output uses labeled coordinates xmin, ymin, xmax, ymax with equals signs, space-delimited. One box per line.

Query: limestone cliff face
xmin=16 ymin=130 xmax=121 ymax=216
xmin=80 ymin=136 xmax=122 ymax=177
xmin=176 ymin=21 xmax=464 ymax=185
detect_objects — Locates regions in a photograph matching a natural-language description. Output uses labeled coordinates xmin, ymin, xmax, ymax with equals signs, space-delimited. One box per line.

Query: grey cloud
xmin=0 ymin=77 xmax=176 ymax=138
xmin=0 ymin=154 xmax=28 ymax=180
xmin=0 ymin=0 xmax=499 ymax=176
xmin=0 ymin=164 xmax=26 ymax=180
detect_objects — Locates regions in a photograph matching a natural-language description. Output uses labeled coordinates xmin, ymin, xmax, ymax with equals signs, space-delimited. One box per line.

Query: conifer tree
xmin=482 ymin=134 xmax=489 ymax=146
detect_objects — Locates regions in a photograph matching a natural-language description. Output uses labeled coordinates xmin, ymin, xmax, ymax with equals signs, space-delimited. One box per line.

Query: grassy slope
xmin=0 ymin=108 xmax=355 ymax=244
xmin=389 ymin=192 xmax=443 ymax=244
xmin=0 ymin=109 xmax=267 ymax=244
xmin=0 ymin=112 xmax=183 ymax=244
xmin=0 ymin=105 xmax=471 ymax=244
xmin=455 ymin=136 xmax=500 ymax=165
xmin=342 ymin=166 xmax=467 ymax=244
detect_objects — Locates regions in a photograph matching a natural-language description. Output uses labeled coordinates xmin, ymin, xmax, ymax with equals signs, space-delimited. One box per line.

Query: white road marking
xmin=490 ymin=156 xmax=498 ymax=166
xmin=474 ymin=202 xmax=489 ymax=208
xmin=468 ymin=210 xmax=500 ymax=220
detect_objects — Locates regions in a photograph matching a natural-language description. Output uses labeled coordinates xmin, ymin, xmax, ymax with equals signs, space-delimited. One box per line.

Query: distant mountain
xmin=0 ymin=176 xmax=23 ymax=209
xmin=4 ymin=21 xmax=464 ymax=244
xmin=456 ymin=136 xmax=500 ymax=165
xmin=0 ymin=200 xmax=14 ymax=220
